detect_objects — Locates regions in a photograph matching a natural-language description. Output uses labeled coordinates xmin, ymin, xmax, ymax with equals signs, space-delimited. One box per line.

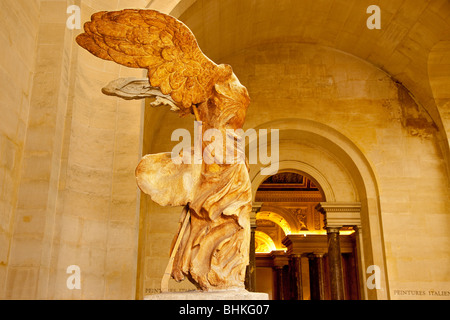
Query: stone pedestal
xmin=144 ymin=289 xmax=269 ymax=300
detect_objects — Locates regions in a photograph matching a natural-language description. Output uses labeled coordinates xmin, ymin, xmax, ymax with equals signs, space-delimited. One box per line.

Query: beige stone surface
xmin=0 ymin=0 xmax=41 ymax=300
xmin=1 ymin=0 xmax=149 ymax=300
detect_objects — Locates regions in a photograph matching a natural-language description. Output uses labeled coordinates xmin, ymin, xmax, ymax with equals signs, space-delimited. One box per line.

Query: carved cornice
xmin=282 ymin=234 xmax=354 ymax=255
xmin=255 ymin=191 xmax=323 ymax=202
xmin=315 ymin=202 xmax=361 ymax=213
xmin=270 ymin=250 xmax=290 ymax=267
xmin=256 ymin=235 xmax=355 ymax=266
xmin=251 ymin=202 xmax=263 ymax=227
xmin=316 ymin=202 xmax=362 ymax=228
xmin=252 ymin=202 xmax=263 ymax=213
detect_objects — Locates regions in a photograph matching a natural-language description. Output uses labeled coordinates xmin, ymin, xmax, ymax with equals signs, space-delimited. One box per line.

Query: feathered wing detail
xmin=76 ymin=9 xmax=229 ymax=113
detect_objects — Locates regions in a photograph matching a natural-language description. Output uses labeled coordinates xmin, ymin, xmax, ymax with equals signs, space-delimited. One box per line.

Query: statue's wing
xmin=76 ymin=9 xmax=229 ymax=114
xmin=101 ymin=77 xmax=180 ymax=111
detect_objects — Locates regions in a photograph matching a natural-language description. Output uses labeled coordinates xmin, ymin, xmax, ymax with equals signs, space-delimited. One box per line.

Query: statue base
xmin=144 ymin=289 xmax=269 ymax=300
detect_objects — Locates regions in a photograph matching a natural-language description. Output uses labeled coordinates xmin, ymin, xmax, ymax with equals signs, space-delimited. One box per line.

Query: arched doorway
xmin=252 ymin=172 xmax=360 ymax=300
xmin=244 ymin=118 xmax=388 ymax=300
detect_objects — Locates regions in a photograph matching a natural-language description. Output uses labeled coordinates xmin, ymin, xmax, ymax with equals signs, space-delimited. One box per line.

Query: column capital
xmin=282 ymin=234 xmax=328 ymax=256
xmin=252 ymin=202 xmax=263 ymax=213
xmin=316 ymin=202 xmax=361 ymax=228
xmin=273 ymin=265 xmax=283 ymax=270
xmin=326 ymin=226 xmax=342 ymax=234
xmin=307 ymin=252 xmax=325 ymax=259
xmin=251 ymin=202 xmax=263 ymax=228
xmin=314 ymin=252 xmax=325 ymax=258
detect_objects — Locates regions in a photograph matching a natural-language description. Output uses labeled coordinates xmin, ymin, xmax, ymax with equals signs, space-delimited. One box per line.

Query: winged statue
xmin=76 ymin=9 xmax=252 ymax=292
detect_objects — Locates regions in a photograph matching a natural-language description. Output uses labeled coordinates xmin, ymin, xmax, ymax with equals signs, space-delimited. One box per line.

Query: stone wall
xmin=1 ymin=0 xmax=149 ymax=300
xmin=0 ymin=0 xmax=41 ymax=299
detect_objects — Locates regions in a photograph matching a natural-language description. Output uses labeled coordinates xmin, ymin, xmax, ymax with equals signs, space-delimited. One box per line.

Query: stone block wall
xmin=0 ymin=0 xmax=41 ymax=299
xmin=1 ymin=0 xmax=149 ymax=300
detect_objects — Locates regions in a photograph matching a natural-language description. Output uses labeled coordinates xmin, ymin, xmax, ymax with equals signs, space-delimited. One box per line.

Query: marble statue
xmin=76 ymin=9 xmax=252 ymax=292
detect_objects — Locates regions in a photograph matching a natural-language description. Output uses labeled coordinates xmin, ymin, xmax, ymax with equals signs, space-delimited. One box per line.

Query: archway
xmin=254 ymin=230 xmax=277 ymax=253
xmin=252 ymin=170 xmax=360 ymax=300
xmin=256 ymin=211 xmax=292 ymax=237
xmin=247 ymin=119 xmax=387 ymax=300
xmin=428 ymin=40 xmax=450 ymax=177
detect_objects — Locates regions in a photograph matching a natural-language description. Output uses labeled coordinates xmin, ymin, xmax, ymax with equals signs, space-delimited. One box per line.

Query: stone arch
xmin=251 ymin=160 xmax=334 ymax=202
xmin=254 ymin=230 xmax=277 ymax=253
xmin=428 ymin=40 xmax=450 ymax=177
xmin=248 ymin=118 xmax=387 ymax=299
xmin=428 ymin=41 xmax=450 ymax=120
xmin=256 ymin=210 xmax=292 ymax=235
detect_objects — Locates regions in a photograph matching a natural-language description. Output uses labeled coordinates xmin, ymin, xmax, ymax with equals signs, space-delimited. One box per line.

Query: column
xmin=308 ymin=253 xmax=326 ymax=300
xmin=246 ymin=203 xmax=261 ymax=292
xmin=327 ymin=227 xmax=344 ymax=300
xmin=271 ymin=250 xmax=289 ymax=300
xmin=289 ymin=254 xmax=303 ymax=300
xmin=282 ymin=265 xmax=291 ymax=300
xmin=246 ymin=223 xmax=256 ymax=292
xmin=316 ymin=254 xmax=326 ymax=300
xmin=273 ymin=266 xmax=285 ymax=300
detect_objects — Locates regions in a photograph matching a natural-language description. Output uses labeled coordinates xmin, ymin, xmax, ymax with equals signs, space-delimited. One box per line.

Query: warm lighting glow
xmin=254 ymin=231 xmax=277 ymax=253
xmin=256 ymin=211 xmax=292 ymax=235
xmin=290 ymin=230 xmax=355 ymax=236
